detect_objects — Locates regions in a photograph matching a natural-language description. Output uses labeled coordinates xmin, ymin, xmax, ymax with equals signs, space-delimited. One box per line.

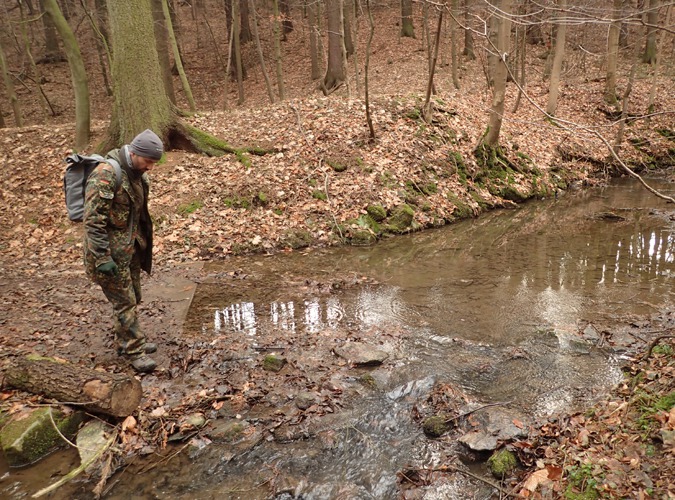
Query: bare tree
xmin=250 ymin=0 xmax=275 ymax=103
xmin=401 ymin=0 xmax=415 ymax=38
xmin=642 ymin=0 xmax=660 ymax=63
xmin=44 ymin=0 xmax=89 ymax=147
xmin=323 ymin=0 xmax=345 ymax=93
xmin=546 ymin=0 xmax=566 ymax=116
xmin=605 ymin=0 xmax=621 ymax=105
xmin=308 ymin=0 xmax=322 ymax=80
xmin=480 ymin=0 xmax=511 ymax=148
xmin=162 ymin=0 xmax=196 ymax=111
xmin=273 ymin=0 xmax=285 ymax=100
xmin=0 ymin=33 xmax=23 ymax=127
xmin=462 ymin=0 xmax=475 ymax=59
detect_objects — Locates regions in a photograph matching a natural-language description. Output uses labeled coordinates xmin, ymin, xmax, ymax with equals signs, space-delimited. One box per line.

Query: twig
xmin=289 ymin=102 xmax=312 ymax=147
xmin=140 ymin=430 xmax=201 ymax=473
xmin=645 ymin=335 xmax=675 ymax=359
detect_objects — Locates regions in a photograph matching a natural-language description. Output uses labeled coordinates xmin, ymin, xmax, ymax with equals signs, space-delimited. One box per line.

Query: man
xmin=83 ymin=129 xmax=163 ymax=373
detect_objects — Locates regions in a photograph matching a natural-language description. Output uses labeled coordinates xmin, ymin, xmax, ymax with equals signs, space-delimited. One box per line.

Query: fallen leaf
xmin=523 ymin=468 xmax=552 ymax=492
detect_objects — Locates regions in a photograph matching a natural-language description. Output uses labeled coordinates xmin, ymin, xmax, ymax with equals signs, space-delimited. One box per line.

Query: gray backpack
xmin=63 ymin=154 xmax=122 ymax=222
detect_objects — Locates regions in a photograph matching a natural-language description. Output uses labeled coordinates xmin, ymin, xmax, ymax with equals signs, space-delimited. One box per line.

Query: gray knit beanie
xmin=129 ymin=129 xmax=164 ymax=160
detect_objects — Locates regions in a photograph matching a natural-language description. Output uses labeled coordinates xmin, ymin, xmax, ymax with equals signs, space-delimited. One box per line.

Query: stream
xmin=4 ymin=176 xmax=675 ymax=499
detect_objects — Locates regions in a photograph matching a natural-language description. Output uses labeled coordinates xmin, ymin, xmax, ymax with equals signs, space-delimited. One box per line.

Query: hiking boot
xmin=118 ymin=343 xmax=157 ymax=356
xmin=129 ymin=355 xmax=157 ymax=373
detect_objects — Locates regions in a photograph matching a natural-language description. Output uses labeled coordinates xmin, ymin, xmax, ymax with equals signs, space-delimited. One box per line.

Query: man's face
xmin=131 ymin=153 xmax=158 ymax=173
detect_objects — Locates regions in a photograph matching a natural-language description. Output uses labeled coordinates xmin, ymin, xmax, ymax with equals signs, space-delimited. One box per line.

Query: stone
xmin=77 ymin=420 xmax=110 ymax=472
xmin=295 ymin=392 xmax=317 ymax=410
xmin=333 ymin=343 xmax=389 ymax=366
xmin=263 ymin=354 xmax=287 ymax=372
xmin=1 ymin=407 xmax=85 ymax=467
xmin=458 ymin=406 xmax=529 ymax=452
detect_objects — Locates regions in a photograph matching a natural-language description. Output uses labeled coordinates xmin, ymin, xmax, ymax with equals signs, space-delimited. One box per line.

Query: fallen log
xmin=5 ymin=356 xmax=142 ymax=417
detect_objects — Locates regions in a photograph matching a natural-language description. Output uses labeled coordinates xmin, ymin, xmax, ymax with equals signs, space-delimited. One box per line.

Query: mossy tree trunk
xmin=43 ymin=0 xmax=89 ymax=149
xmin=152 ymin=0 xmax=176 ymax=105
xmin=101 ymin=0 xmax=236 ymax=156
xmin=38 ymin=0 xmax=65 ymax=63
xmin=5 ymin=356 xmax=142 ymax=417
xmin=161 ymin=0 xmax=196 ymax=112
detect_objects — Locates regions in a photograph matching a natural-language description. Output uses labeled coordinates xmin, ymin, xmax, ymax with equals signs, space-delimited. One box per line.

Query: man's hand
xmin=97 ymin=261 xmax=119 ymax=276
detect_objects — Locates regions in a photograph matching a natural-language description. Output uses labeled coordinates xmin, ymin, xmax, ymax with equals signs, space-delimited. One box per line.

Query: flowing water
xmin=3 ymin=176 xmax=675 ymax=499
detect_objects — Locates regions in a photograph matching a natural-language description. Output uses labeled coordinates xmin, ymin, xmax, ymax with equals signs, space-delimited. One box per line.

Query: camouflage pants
xmin=92 ymin=252 xmax=147 ymax=357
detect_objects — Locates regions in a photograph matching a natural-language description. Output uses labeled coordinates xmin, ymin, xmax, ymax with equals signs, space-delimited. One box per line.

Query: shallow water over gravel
xmin=3 ymin=176 xmax=675 ymax=499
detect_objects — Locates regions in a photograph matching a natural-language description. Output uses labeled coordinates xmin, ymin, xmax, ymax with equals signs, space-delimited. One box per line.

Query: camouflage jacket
xmin=83 ymin=147 xmax=154 ymax=274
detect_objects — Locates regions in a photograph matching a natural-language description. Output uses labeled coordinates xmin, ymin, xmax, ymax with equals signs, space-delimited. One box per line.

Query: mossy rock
xmin=358 ymin=374 xmax=377 ymax=388
xmin=263 ymin=354 xmax=287 ymax=372
xmin=487 ymin=448 xmax=518 ymax=479
xmin=284 ymin=230 xmax=313 ymax=250
xmin=422 ymin=415 xmax=449 ymax=438
xmin=351 ymin=229 xmax=377 ymax=246
xmin=207 ymin=420 xmax=246 ymax=442
xmin=1 ymin=407 xmax=85 ymax=467
xmin=496 ymin=184 xmax=530 ymax=203
xmin=448 ymin=192 xmax=475 ymax=219
xmin=385 ymin=204 xmax=415 ymax=233
xmin=366 ymin=204 xmax=387 ymax=222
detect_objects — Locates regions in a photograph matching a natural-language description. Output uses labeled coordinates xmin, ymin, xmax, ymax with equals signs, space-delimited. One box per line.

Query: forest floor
xmin=1 ymin=6 xmax=675 ymax=497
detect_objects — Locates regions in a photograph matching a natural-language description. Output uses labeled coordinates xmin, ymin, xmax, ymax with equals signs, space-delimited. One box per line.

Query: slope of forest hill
xmin=1 ymin=2 xmax=675 ymax=498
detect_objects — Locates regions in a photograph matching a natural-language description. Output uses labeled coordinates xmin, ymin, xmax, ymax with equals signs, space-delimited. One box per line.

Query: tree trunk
xmin=233 ymin=0 xmax=245 ymax=104
xmin=462 ymin=0 xmax=475 ymax=59
xmin=343 ymin=0 xmax=354 ymax=57
xmin=240 ymin=0 xmax=252 ymax=43
xmin=87 ymin=0 xmax=112 ymax=98
xmin=364 ymin=0 xmax=375 ymax=140
xmin=102 ymin=0 xmax=253 ymax=156
xmin=161 ymin=0 xmax=196 ymax=111
xmin=308 ymin=0 xmax=321 ymax=80
xmin=642 ymin=0 xmax=660 ymax=63
xmin=5 ymin=356 xmax=142 ymax=418
xmin=273 ymin=0 xmax=285 ymax=100
xmin=482 ymin=0 xmax=511 ymax=148
xmin=39 ymin=0 xmax=66 ymax=63
xmin=0 ymin=36 xmax=23 ymax=127
xmin=401 ymin=0 xmax=414 ymax=38
xmin=43 ymin=0 xmax=89 ymax=148
xmin=546 ymin=0 xmax=566 ymax=116
xmin=322 ymin=0 xmax=345 ymax=93
xmin=619 ymin=0 xmax=630 ymax=48
xmin=605 ymin=0 xmax=621 ymax=104
xmin=647 ymin=4 xmax=672 ymax=122
xmin=152 ymin=0 xmax=176 ymax=105
xmin=105 ymin=0 xmax=175 ymax=147
xmin=451 ymin=0 xmax=460 ymax=89
xmin=423 ymin=10 xmax=443 ymax=122
xmin=279 ymin=0 xmax=293 ymax=38
xmin=250 ymin=0 xmax=275 ymax=103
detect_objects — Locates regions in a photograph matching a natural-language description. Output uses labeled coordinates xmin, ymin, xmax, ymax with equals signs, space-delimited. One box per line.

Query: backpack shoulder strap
xmin=91 ymin=155 xmax=122 ymax=192
xmin=105 ymin=158 xmax=122 ymax=191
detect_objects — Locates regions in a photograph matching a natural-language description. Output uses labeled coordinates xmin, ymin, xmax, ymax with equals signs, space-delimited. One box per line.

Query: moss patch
xmin=263 ymin=354 xmax=287 ymax=372
xmin=385 ymin=204 xmax=415 ymax=233
xmin=422 ymin=415 xmax=449 ymax=438
xmin=487 ymin=448 xmax=518 ymax=479
xmin=366 ymin=204 xmax=387 ymax=222
xmin=0 ymin=408 xmax=84 ymax=467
